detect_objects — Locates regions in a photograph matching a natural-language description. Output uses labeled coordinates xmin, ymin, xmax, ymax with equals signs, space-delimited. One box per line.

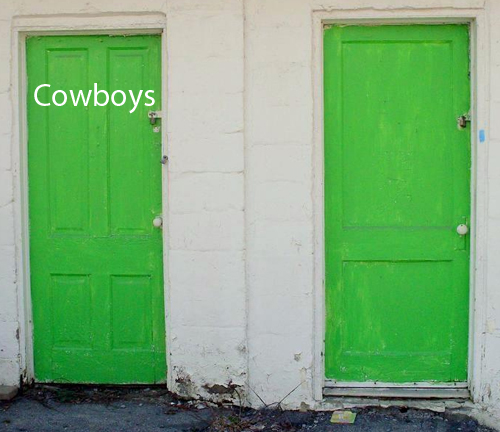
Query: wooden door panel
xmin=27 ymin=35 xmax=166 ymax=384
xmin=324 ymin=25 xmax=471 ymax=383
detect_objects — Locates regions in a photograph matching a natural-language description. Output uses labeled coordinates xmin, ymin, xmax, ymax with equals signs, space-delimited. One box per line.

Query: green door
xmin=324 ymin=25 xmax=471 ymax=383
xmin=27 ymin=35 xmax=166 ymax=383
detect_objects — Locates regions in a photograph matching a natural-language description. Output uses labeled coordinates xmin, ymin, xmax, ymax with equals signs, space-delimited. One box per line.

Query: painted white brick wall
xmin=245 ymin=0 xmax=314 ymax=408
xmin=165 ymin=0 xmax=246 ymax=400
xmin=484 ymin=0 xmax=500 ymax=422
xmin=0 ymin=0 xmax=17 ymax=388
xmin=0 ymin=0 xmax=499 ymax=427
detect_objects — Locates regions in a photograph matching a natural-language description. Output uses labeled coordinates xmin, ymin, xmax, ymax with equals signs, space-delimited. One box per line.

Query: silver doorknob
xmin=456 ymin=224 xmax=468 ymax=236
xmin=153 ymin=216 xmax=163 ymax=228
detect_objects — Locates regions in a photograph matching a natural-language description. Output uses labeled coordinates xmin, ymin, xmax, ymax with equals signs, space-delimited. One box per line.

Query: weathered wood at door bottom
xmin=323 ymin=386 xmax=470 ymax=399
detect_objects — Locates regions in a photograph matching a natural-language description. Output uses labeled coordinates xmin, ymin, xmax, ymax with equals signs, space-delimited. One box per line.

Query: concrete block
xmin=0 ymin=203 xmax=15 ymax=246
xmin=0 ymin=94 xmax=12 ymax=138
xmin=0 ymin=385 xmax=17 ymax=401
xmin=490 ymin=101 xmax=500 ymax=140
xmin=0 ymin=246 xmax=15 ymax=283
xmin=0 ymin=283 xmax=17 ymax=323
xmin=168 ymin=132 xmax=244 ymax=173
xmin=246 ymin=103 xmax=311 ymax=146
xmin=169 ymin=250 xmax=245 ymax=328
xmin=169 ymin=325 xmax=246 ymax=393
xmin=250 ymin=292 xmax=314 ymax=337
xmin=0 ymin=359 xmax=19 ymax=386
xmin=167 ymin=92 xmax=243 ymax=137
xmin=170 ymin=289 xmax=245 ymax=329
xmin=0 ymin=262 xmax=17 ymax=322
xmin=248 ymin=254 xmax=314 ymax=298
xmin=169 ymin=210 xmax=244 ymax=251
xmin=491 ymin=69 xmax=500 ymax=103
xmin=167 ymin=10 xmax=243 ymax=60
xmin=310 ymin=0 xmax=485 ymax=10
xmin=248 ymin=144 xmax=311 ymax=182
xmin=167 ymin=0 xmax=242 ymax=12
xmin=169 ymin=172 xmax=244 ymax=213
xmin=488 ymin=141 xmax=500 ymax=219
xmin=245 ymin=0 xmax=308 ymax=29
xmin=0 ymin=136 xmax=11 ymax=171
xmin=490 ymin=1 xmax=500 ymax=76
xmin=0 ymin=170 xmax=13 ymax=208
xmin=0 ymin=23 xmax=11 ymax=94
xmin=247 ymin=28 xmax=310 ymax=64
xmin=248 ymin=62 xmax=310 ymax=108
xmin=17 ymin=0 xmax=165 ymax=14
xmin=169 ymin=250 xmax=244 ymax=293
xmin=247 ymin=220 xmax=313 ymax=256
xmin=168 ymin=57 xmax=243 ymax=95
xmin=247 ymin=333 xmax=313 ymax=406
xmin=250 ymin=181 xmax=312 ymax=223
xmin=0 ymin=321 xmax=19 ymax=359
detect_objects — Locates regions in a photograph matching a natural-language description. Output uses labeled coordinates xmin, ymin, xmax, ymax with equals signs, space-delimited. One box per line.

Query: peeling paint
xmin=203 ymin=382 xmax=241 ymax=399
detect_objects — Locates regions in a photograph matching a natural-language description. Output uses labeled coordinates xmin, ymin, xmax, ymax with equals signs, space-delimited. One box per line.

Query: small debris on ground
xmin=330 ymin=410 xmax=357 ymax=424
xmin=0 ymin=385 xmax=495 ymax=432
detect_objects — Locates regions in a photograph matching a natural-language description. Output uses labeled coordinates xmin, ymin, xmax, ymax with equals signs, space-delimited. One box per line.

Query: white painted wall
xmin=1 ymin=0 xmax=500 ymax=427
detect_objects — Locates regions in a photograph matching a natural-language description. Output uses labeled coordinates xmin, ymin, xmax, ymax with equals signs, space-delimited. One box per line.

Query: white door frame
xmin=11 ymin=13 xmax=171 ymax=385
xmin=311 ymin=7 xmax=489 ymax=402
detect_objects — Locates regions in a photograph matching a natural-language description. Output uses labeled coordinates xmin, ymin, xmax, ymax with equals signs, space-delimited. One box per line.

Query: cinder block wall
xmin=245 ymin=0 xmax=315 ymax=408
xmin=0 ymin=0 xmax=19 ymax=388
xmin=1 ymin=0 xmax=500 ymax=427
xmin=165 ymin=0 xmax=246 ymax=401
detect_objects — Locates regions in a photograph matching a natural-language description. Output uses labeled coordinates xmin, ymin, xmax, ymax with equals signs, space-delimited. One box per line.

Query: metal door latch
xmin=148 ymin=110 xmax=162 ymax=125
xmin=457 ymin=113 xmax=471 ymax=129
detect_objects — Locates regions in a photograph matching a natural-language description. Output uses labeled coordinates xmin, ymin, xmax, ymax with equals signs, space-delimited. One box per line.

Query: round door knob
xmin=153 ymin=216 xmax=163 ymax=228
xmin=456 ymin=224 xmax=468 ymax=236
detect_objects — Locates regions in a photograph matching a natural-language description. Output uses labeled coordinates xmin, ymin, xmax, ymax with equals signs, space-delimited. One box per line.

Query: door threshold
xmin=323 ymin=385 xmax=469 ymax=399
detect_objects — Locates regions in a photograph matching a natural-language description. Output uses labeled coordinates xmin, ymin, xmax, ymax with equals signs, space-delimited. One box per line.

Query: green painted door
xmin=324 ymin=25 xmax=471 ymax=383
xmin=27 ymin=35 xmax=166 ymax=383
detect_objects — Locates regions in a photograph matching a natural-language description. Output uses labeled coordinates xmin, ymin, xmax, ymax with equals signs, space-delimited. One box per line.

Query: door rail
xmin=324 ymin=381 xmax=469 ymax=399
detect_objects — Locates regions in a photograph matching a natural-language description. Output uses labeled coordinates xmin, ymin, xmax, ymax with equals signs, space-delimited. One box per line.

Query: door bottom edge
xmin=325 ymin=380 xmax=468 ymax=389
xmin=323 ymin=385 xmax=470 ymax=399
